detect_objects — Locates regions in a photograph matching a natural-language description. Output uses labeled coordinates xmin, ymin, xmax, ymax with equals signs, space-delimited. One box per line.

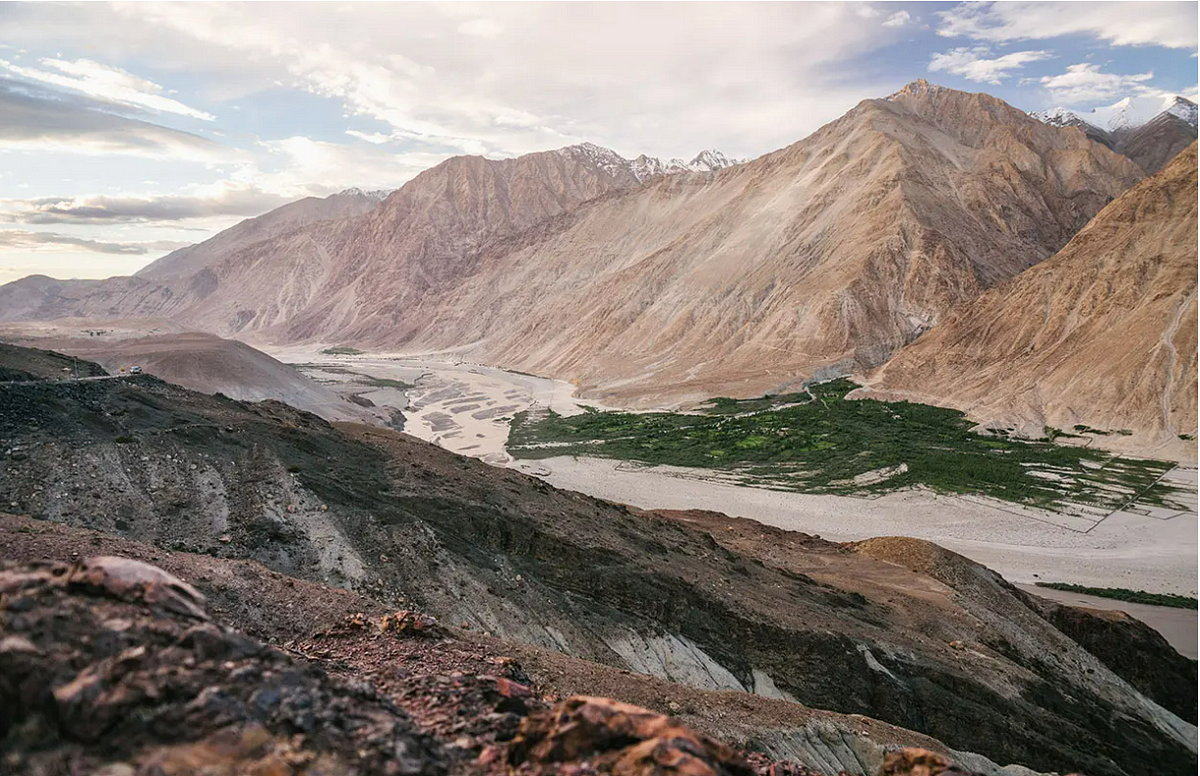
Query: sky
xmin=0 ymin=1 xmax=1196 ymax=284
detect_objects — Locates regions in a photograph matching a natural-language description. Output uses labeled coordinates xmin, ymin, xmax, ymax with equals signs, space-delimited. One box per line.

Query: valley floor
xmin=278 ymin=347 xmax=1198 ymax=602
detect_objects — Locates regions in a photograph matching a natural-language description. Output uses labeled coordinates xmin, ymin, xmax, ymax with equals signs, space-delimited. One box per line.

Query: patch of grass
xmin=1035 ymin=582 xmax=1197 ymax=610
xmin=356 ymin=375 xmax=413 ymax=391
xmin=319 ymin=346 xmax=364 ymax=356
xmin=114 ymin=435 xmax=137 ymax=444
xmin=508 ymin=378 xmax=1180 ymax=511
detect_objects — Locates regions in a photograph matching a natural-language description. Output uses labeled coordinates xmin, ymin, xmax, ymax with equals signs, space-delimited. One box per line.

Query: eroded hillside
xmin=0 ymin=347 xmax=1193 ymax=776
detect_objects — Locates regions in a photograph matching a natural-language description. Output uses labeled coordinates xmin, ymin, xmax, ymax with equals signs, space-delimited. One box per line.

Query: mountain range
xmin=1031 ymin=94 xmax=1198 ymax=173
xmin=0 ymin=80 xmax=1194 ymax=449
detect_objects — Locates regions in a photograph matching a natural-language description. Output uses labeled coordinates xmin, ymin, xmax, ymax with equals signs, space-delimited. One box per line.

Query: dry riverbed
xmin=274 ymin=347 xmax=1199 ymax=603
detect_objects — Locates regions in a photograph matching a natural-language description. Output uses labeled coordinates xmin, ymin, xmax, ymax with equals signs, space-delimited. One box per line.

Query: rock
xmin=881 ymin=749 xmax=975 ymax=776
xmin=0 ymin=557 xmax=447 ymax=776
xmin=509 ymin=696 xmax=756 ymax=776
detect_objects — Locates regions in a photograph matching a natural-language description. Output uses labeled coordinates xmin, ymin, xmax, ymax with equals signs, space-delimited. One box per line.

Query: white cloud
xmin=255 ymin=137 xmax=453 ymax=194
xmin=457 ymin=18 xmax=503 ymax=38
xmin=0 ymin=81 xmax=231 ymax=162
xmin=0 ymin=57 xmax=215 ymax=120
xmin=937 ymin=1 xmax=1197 ymax=50
xmin=345 ymin=130 xmax=391 ymax=144
xmin=883 ymin=11 xmax=912 ymax=29
xmin=928 ymin=47 xmax=1054 ymax=84
xmin=1039 ymin=63 xmax=1155 ymax=104
xmin=0 ymin=228 xmax=188 ymax=254
xmin=0 ymin=185 xmax=292 ymax=225
xmin=105 ymin=2 xmax=901 ymax=160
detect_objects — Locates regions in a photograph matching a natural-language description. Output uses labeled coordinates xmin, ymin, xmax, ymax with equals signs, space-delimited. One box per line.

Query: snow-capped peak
xmin=558 ymin=143 xmax=745 ymax=182
xmin=1032 ymin=94 xmax=1198 ymax=133
xmin=1030 ymin=106 xmax=1091 ymax=129
xmin=335 ymin=187 xmax=390 ymax=201
xmin=1164 ymin=96 xmax=1199 ymax=128
xmin=557 ymin=142 xmax=640 ymax=179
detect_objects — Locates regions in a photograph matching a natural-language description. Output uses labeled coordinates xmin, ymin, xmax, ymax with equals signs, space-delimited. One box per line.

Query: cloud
xmin=1039 ymin=63 xmax=1155 ymax=104
xmin=928 ymin=47 xmax=1054 ymax=84
xmin=108 ymin=2 xmax=903 ymax=160
xmin=937 ymin=1 xmax=1197 ymax=49
xmin=0 ymin=185 xmax=292 ymax=225
xmin=457 ymin=18 xmax=503 ymax=38
xmin=0 ymin=57 xmax=214 ymax=120
xmin=0 ymin=80 xmax=230 ymax=161
xmin=254 ymin=137 xmax=453 ymax=194
xmin=882 ymin=11 xmax=912 ymax=29
xmin=0 ymin=229 xmax=188 ymax=255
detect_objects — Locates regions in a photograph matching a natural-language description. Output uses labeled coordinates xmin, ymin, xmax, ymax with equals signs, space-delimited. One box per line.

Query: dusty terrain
xmin=868 ymin=143 xmax=1198 ymax=460
xmin=0 ymin=319 xmax=387 ymax=424
xmin=0 ymin=346 xmax=1194 ymax=776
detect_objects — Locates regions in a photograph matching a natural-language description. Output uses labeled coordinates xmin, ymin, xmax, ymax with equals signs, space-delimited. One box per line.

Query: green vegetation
xmin=355 ymin=375 xmax=412 ymax=391
xmin=1035 ymin=582 xmax=1197 ymax=610
xmin=508 ymin=379 xmax=1181 ymax=511
xmin=319 ymin=346 xmax=364 ymax=356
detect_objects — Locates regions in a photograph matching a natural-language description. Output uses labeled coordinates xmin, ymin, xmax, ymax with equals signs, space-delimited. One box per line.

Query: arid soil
xmin=0 ymin=518 xmax=1008 ymax=776
xmin=0 ymin=319 xmax=385 ymax=424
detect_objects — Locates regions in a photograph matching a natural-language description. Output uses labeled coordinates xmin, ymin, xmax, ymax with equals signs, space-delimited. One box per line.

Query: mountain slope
xmin=135 ymin=187 xmax=389 ymax=281
xmin=1032 ymin=96 xmax=1198 ymax=173
xmin=337 ymin=80 xmax=1140 ymax=404
xmin=0 ymin=343 xmax=1194 ymax=776
xmin=0 ymin=318 xmax=384 ymax=423
xmin=0 ymin=83 xmax=1142 ymax=406
xmin=867 ymin=142 xmax=1198 ymax=458
xmin=1116 ymin=112 xmax=1198 ymax=174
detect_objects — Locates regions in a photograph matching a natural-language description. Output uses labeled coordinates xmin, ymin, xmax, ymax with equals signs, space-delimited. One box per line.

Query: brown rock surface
xmin=867 ymin=142 xmax=1198 ymax=459
xmin=0 ymin=557 xmax=448 ymax=776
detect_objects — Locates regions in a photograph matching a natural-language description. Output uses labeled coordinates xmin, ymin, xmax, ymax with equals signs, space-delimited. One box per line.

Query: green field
xmin=1035 ymin=583 xmax=1197 ymax=610
xmin=508 ymin=379 xmax=1179 ymax=511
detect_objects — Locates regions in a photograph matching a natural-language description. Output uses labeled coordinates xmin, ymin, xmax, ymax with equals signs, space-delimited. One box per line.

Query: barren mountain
xmin=136 ymin=187 xmax=389 ymax=281
xmin=866 ymin=142 xmax=1198 ymax=459
xmin=359 ymin=80 xmax=1141 ymax=404
xmin=1115 ymin=112 xmax=1198 ymax=174
xmin=0 ymin=529 xmax=1078 ymax=776
xmin=1033 ymin=97 xmax=1198 ymax=173
xmin=0 ymin=344 xmax=1195 ymax=776
xmin=0 ymin=82 xmax=1143 ymax=406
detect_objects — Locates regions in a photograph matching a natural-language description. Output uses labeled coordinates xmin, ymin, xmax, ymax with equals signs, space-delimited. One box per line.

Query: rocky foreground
xmin=2 ymin=553 xmax=1018 ymax=776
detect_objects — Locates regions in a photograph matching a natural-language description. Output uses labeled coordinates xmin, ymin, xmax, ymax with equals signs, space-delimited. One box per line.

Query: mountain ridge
xmin=0 ymin=82 xmax=1149 ymax=410
xmin=866 ymin=142 xmax=1198 ymax=458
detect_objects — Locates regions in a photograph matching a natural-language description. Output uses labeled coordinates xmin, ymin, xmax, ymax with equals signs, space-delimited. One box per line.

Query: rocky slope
xmin=0 ymin=518 xmax=1044 ymax=776
xmin=0 ymin=345 xmax=1194 ymax=776
xmin=1114 ymin=112 xmax=1198 ymax=174
xmin=867 ymin=142 xmax=1198 ymax=458
xmin=136 ymin=187 xmax=389 ymax=281
xmin=0 ymin=318 xmax=387 ymax=424
xmin=0 ymin=82 xmax=1141 ymax=406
